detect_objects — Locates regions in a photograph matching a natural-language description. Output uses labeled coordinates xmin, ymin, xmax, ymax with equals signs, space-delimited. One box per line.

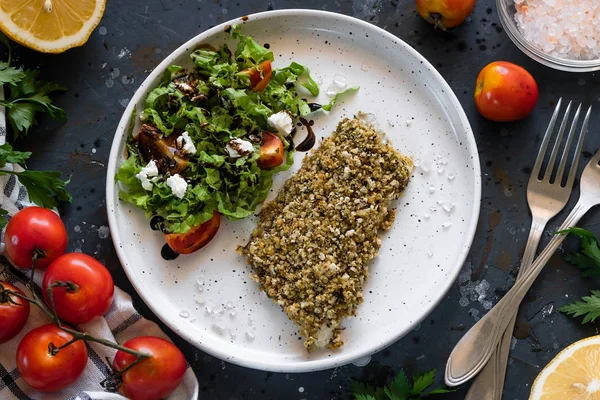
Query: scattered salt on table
xmin=514 ymin=0 xmax=600 ymax=60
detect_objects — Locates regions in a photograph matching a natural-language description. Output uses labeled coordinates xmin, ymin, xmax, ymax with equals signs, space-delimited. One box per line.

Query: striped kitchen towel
xmin=0 ymin=87 xmax=199 ymax=399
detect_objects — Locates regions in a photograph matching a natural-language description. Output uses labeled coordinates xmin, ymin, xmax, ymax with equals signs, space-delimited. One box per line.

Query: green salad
xmin=115 ymin=26 xmax=327 ymax=235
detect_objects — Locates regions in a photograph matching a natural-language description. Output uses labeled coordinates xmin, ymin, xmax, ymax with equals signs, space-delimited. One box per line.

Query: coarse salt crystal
xmin=179 ymin=310 xmax=190 ymax=319
xmin=212 ymin=319 xmax=226 ymax=332
xmin=245 ymin=329 xmax=255 ymax=340
xmin=442 ymin=221 xmax=453 ymax=229
xmin=514 ymin=0 xmax=600 ymax=60
xmin=205 ymin=301 xmax=215 ymax=314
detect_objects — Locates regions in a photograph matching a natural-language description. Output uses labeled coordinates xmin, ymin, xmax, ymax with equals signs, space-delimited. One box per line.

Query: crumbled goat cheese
xmin=225 ymin=138 xmax=254 ymax=158
xmin=135 ymin=160 xmax=159 ymax=191
xmin=176 ymin=131 xmax=197 ymax=155
xmin=267 ymin=111 xmax=293 ymax=136
xmin=166 ymin=174 xmax=188 ymax=199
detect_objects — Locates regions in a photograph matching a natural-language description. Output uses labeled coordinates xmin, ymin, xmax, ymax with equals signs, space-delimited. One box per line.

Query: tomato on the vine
xmin=16 ymin=324 xmax=88 ymax=392
xmin=0 ymin=281 xmax=30 ymax=343
xmin=4 ymin=207 xmax=67 ymax=269
xmin=113 ymin=336 xmax=187 ymax=400
xmin=42 ymin=253 xmax=114 ymax=324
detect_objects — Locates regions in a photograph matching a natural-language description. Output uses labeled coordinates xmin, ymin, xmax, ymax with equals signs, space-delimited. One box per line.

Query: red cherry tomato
xmin=0 ymin=281 xmax=30 ymax=343
xmin=16 ymin=324 xmax=88 ymax=392
xmin=42 ymin=253 xmax=114 ymax=324
xmin=240 ymin=60 xmax=272 ymax=92
xmin=113 ymin=336 xmax=187 ymax=400
xmin=257 ymin=131 xmax=284 ymax=169
xmin=164 ymin=211 xmax=220 ymax=254
xmin=416 ymin=0 xmax=475 ymax=30
xmin=4 ymin=207 xmax=67 ymax=269
xmin=474 ymin=61 xmax=539 ymax=122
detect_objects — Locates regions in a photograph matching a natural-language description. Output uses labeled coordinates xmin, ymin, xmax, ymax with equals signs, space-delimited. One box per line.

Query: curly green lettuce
xmin=115 ymin=26 xmax=312 ymax=234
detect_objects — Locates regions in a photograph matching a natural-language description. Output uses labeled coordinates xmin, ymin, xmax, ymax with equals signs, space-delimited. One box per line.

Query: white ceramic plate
xmin=106 ymin=10 xmax=481 ymax=372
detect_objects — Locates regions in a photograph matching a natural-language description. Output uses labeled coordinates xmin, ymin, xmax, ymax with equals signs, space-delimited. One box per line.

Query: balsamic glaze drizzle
xmin=295 ymin=117 xmax=316 ymax=152
xmin=161 ymin=244 xmax=180 ymax=260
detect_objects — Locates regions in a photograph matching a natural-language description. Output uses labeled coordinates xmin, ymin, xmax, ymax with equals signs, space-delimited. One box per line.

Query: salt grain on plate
xmin=194 ymin=296 xmax=205 ymax=305
xmin=213 ymin=305 xmax=225 ymax=317
xmin=514 ymin=0 xmax=600 ymax=60
xmin=245 ymin=329 xmax=255 ymax=340
xmin=179 ymin=310 xmax=190 ymax=319
xmin=442 ymin=221 xmax=453 ymax=229
xmin=212 ymin=319 xmax=226 ymax=332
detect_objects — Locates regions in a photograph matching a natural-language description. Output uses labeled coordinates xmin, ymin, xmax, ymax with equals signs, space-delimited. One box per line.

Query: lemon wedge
xmin=0 ymin=0 xmax=106 ymax=53
xmin=530 ymin=335 xmax=600 ymax=400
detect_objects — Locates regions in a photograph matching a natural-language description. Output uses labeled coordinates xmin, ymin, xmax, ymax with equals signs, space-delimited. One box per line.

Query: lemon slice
xmin=530 ymin=335 xmax=600 ymax=400
xmin=0 ymin=0 xmax=106 ymax=53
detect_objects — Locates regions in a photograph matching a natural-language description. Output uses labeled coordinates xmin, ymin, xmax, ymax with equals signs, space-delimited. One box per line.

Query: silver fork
xmin=463 ymin=99 xmax=590 ymax=398
xmin=445 ymin=101 xmax=594 ymax=387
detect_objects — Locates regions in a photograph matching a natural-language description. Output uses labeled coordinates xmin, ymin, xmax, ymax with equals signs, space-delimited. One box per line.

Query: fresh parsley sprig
xmin=0 ymin=143 xmax=71 ymax=221
xmin=351 ymin=369 xmax=454 ymax=400
xmin=0 ymin=33 xmax=67 ymax=138
xmin=558 ymin=227 xmax=600 ymax=323
xmin=0 ymin=35 xmax=71 ymax=227
xmin=560 ymin=290 xmax=600 ymax=324
xmin=558 ymin=227 xmax=600 ymax=277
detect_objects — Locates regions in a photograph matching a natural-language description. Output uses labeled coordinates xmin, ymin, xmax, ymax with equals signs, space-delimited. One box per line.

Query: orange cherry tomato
xmin=474 ymin=61 xmax=539 ymax=122
xmin=42 ymin=253 xmax=114 ymax=324
xmin=257 ymin=131 xmax=284 ymax=169
xmin=16 ymin=324 xmax=88 ymax=392
xmin=5 ymin=207 xmax=67 ymax=269
xmin=0 ymin=281 xmax=30 ymax=344
xmin=416 ymin=0 xmax=475 ymax=30
xmin=164 ymin=211 xmax=220 ymax=254
xmin=112 ymin=336 xmax=187 ymax=400
xmin=240 ymin=60 xmax=272 ymax=92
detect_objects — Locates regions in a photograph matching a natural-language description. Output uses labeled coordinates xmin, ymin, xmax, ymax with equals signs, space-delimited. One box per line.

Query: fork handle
xmin=465 ymin=220 xmax=545 ymax=399
xmin=446 ymin=200 xmax=592 ymax=386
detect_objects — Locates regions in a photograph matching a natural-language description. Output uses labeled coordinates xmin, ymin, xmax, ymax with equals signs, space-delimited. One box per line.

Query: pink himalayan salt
xmin=514 ymin=0 xmax=600 ymax=60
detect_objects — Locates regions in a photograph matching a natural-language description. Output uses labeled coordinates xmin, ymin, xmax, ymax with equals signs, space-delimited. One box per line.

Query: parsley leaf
xmin=410 ymin=370 xmax=436 ymax=395
xmin=0 ymin=62 xmax=25 ymax=86
xmin=558 ymin=227 xmax=600 ymax=277
xmin=0 ymin=37 xmax=67 ymax=138
xmin=13 ymin=170 xmax=71 ymax=209
xmin=0 ymin=143 xmax=31 ymax=167
xmin=351 ymin=369 xmax=454 ymax=400
xmin=560 ymin=290 xmax=600 ymax=324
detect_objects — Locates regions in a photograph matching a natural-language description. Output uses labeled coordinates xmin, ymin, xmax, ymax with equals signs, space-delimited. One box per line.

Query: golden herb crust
xmin=238 ymin=117 xmax=413 ymax=351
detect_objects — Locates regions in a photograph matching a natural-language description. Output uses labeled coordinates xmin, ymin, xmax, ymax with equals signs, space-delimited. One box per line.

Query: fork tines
xmin=531 ymin=98 xmax=592 ymax=187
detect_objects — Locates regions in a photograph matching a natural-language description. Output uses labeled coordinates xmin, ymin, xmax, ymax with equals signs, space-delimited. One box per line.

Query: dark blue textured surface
xmin=14 ymin=0 xmax=600 ymax=398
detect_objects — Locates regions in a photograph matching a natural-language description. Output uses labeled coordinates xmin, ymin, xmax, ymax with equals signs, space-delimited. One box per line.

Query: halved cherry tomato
xmin=113 ymin=336 xmax=187 ymax=400
xmin=17 ymin=324 xmax=88 ymax=392
xmin=0 ymin=281 xmax=30 ymax=344
xmin=5 ymin=207 xmax=67 ymax=269
xmin=257 ymin=131 xmax=284 ymax=169
xmin=240 ymin=60 xmax=272 ymax=92
xmin=165 ymin=211 xmax=220 ymax=254
xmin=42 ymin=253 xmax=114 ymax=324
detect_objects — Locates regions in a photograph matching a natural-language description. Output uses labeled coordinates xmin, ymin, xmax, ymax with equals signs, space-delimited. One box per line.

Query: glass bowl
xmin=496 ymin=0 xmax=600 ymax=72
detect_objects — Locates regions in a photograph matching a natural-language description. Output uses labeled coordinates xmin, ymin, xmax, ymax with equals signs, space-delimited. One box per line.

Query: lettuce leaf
xmin=322 ymin=86 xmax=359 ymax=111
